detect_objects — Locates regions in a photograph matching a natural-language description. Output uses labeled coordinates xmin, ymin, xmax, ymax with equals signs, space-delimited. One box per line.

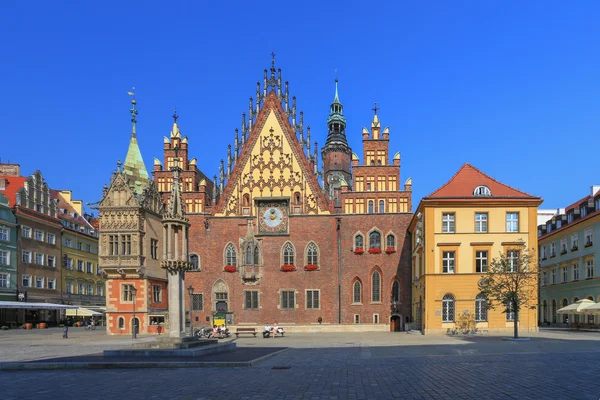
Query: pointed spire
xmin=325 ymin=78 xmax=348 ymax=147
xmin=128 ymin=89 xmax=138 ymax=138
xmin=165 ymin=142 xmax=185 ymax=218
xmin=122 ymin=93 xmax=149 ymax=192
xmin=371 ymin=101 xmax=381 ymax=128
xmin=171 ymin=109 xmax=181 ymax=138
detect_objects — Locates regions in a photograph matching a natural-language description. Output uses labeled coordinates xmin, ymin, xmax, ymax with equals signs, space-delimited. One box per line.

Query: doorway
xmin=390 ymin=315 xmax=402 ymax=332
xmin=132 ymin=317 xmax=139 ymax=334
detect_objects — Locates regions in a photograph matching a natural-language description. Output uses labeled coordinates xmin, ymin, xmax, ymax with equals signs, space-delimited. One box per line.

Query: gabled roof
xmin=0 ymin=176 xmax=28 ymax=207
xmin=51 ymin=190 xmax=96 ymax=235
xmin=565 ymin=195 xmax=591 ymax=212
xmin=425 ymin=163 xmax=539 ymax=199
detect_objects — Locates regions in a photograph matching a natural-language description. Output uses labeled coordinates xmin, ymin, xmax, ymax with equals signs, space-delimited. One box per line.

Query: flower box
xmin=385 ymin=247 xmax=396 ymax=254
xmin=224 ymin=265 xmax=236 ymax=273
xmin=304 ymin=264 xmax=318 ymax=271
xmin=281 ymin=264 xmax=295 ymax=272
xmin=354 ymin=248 xmax=364 ymax=255
xmin=368 ymin=248 xmax=382 ymax=254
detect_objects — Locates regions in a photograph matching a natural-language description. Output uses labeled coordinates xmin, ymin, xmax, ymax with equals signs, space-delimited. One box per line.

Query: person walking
xmin=62 ymin=325 xmax=68 ymax=339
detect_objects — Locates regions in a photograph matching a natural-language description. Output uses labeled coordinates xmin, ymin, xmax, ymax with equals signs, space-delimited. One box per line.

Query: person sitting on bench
xmin=209 ymin=325 xmax=220 ymax=339
xmin=270 ymin=321 xmax=279 ymax=338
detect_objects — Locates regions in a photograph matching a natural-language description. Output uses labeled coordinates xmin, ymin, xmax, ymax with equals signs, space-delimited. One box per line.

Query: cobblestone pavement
xmin=1 ymin=329 xmax=600 ymax=399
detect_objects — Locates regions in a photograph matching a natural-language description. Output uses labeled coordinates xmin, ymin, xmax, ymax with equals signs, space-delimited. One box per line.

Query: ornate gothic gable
xmin=99 ymin=172 xmax=140 ymax=209
xmin=215 ymin=92 xmax=330 ymax=216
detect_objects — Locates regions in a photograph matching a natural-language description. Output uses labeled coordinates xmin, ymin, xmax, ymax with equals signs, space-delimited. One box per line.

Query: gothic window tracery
xmin=282 ymin=242 xmax=295 ymax=265
xmin=369 ymin=231 xmax=381 ymax=250
xmin=225 ymin=244 xmax=237 ymax=266
xmin=306 ymin=242 xmax=318 ymax=265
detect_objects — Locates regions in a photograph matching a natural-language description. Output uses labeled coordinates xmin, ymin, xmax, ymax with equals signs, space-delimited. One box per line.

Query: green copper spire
xmin=325 ymin=78 xmax=348 ymax=146
xmin=122 ymin=92 xmax=149 ymax=192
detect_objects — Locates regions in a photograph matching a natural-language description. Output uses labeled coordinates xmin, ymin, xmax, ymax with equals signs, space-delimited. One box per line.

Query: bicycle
xmin=85 ymin=324 xmax=96 ymax=331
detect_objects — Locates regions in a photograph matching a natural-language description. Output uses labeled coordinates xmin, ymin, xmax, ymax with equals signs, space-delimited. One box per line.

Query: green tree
xmin=477 ymin=244 xmax=539 ymax=338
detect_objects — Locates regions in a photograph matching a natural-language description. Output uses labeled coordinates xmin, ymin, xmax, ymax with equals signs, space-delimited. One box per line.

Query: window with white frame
xmin=97 ymin=284 xmax=104 ymax=296
xmin=369 ymin=231 xmax=381 ymax=250
xmin=35 ymin=276 xmax=44 ymax=288
xmin=21 ymin=226 xmax=31 ymax=238
xmin=65 ymin=239 xmax=72 ymax=248
xmin=581 ymin=206 xmax=587 ymax=217
xmin=0 ymin=273 xmax=9 ymax=288
xmin=35 ymin=253 xmax=44 ymax=265
xmin=78 ymin=283 xmax=84 ymax=294
xmin=0 ymin=227 xmax=8 ymax=241
xmin=586 ymin=259 xmax=594 ymax=279
xmin=571 ymin=233 xmax=579 ymax=250
xmin=585 ymin=228 xmax=593 ymax=246
xmin=379 ymin=200 xmax=385 ymax=213
xmin=507 ymin=250 xmax=519 ymax=272
xmin=47 ymin=233 xmax=55 ymax=244
xmin=86 ymin=262 xmax=93 ymax=274
xmin=280 ymin=290 xmax=295 ymax=310
xmin=541 ymin=246 xmax=547 ymax=259
xmin=475 ymin=294 xmax=487 ymax=322
xmin=34 ymin=230 xmax=44 ymax=241
xmin=560 ymin=238 xmax=567 ymax=254
xmin=473 ymin=185 xmax=492 ymax=196
xmin=475 ymin=213 xmax=488 ymax=233
xmin=354 ymin=234 xmax=364 ymax=250
xmin=87 ymin=284 xmax=94 ymax=295
xmin=386 ymin=234 xmax=395 ymax=250
xmin=152 ymin=285 xmax=162 ymax=303
xmin=475 ymin=250 xmax=488 ymax=273
xmin=22 ymin=275 xmax=31 ymax=287
xmin=550 ymin=243 xmax=556 ymax=257
xmin=551 ymin=268 xmax=556 ymax=284
xmin=542 ymin=271 xmax=548 ymax=286
xmin=306 ymin=290 xmax=320 ymax=309
xmin=66 ymin=281 xmax=73 ymax=294
xmin=0 ymin=250 xmax=8 ymax=265
xmin=506 ymin=213 xmax=519 ymax=232
xmin=77 ymin=260 xmax=84 ymax=272
xmin=244 ymin=290 xmax=259 ymax=309
xmin=568 ymin=213 xmax=574 ymax=223
xmin=442 ymin=213 xmax=455 ymax=233
xmin=562 ymin=266 xmax=568 ymax=282
xmin=556 ymin=220 xmax=562 ymax=229
xmin=47 ymin=278 xmax=56 ymax=290
xmin=282 ymin=243 xmax=295 ymax=265
xmin=442 ymin=294 xmax=455 ymax=322
xmin=442 ymin=251 xmax=455 ymax=274
xmin=306 ymin=242 xmax=318 ymax=265
xmin=65 ymin=257 xmax=73 ymax=270
xmin=573 ymin=263 xmax=580 ymax=281
xmin=368 ymin=200 xmax=374 ymax=214
xmin=22 ymin=250 xmax=31 ymax=263
xmin=122 ymin=284 xmax=134 ymax=301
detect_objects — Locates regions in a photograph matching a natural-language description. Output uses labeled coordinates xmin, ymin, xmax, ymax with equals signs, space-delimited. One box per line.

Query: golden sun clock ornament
xmin=258 ymin=202 xmax=288 ymax=233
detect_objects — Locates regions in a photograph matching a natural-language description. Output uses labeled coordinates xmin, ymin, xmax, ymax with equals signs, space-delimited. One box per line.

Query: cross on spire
xmin=372 ymin=101 xmax=379 ymax=115
xmin=271 ymin=51 xmax=276 ymax=63
xmin=172 ymin=109 xmax=179 ymax=123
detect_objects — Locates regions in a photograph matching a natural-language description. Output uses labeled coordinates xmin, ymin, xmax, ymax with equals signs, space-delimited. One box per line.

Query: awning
xmin=0 ymin=301 xmax=78 ymax=310
xmin=65 ymin=307 xmax=103 ymax=317
xmin=557 ymin=299 xmax=595 ymax=314
xmin=578 ymin=302 xmax=600 ymax=314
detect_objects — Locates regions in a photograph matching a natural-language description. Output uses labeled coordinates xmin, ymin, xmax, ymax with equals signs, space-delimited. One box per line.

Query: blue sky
xmin=1 ymin=1 xmax=599 ymax=214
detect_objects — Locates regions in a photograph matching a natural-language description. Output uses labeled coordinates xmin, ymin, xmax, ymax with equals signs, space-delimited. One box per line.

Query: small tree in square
xmin=478 ymin=243 xmax=539 ymax=339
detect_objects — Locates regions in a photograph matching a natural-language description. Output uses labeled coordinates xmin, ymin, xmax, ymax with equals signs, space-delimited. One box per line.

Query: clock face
xmin=258 ymin=202 xmax=288 ymax=233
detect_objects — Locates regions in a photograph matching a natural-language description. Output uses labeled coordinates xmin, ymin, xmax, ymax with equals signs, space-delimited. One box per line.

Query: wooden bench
xmin=235 ymin=327 xmax=257 ymax=337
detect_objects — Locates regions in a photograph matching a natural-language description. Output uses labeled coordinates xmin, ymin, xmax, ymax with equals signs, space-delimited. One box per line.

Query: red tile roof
xmin=426 ymin=163 xmax=539 ymax=199
xmin=0 ymin=175 xmax=28 ymax=206
xmin=565 ymin=195 xmax=590 ymax=212
xmin=51 ymin=190 xmax=95 ymax=234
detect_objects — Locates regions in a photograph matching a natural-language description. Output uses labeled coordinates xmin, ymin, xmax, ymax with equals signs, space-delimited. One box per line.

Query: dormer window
xmin=567 ymin=213 xmax=573 ymax=223
xmin=581 ymin=206 xmax=587 ymax=217
xmin=473 ymin=186 xmax=491 ymax=196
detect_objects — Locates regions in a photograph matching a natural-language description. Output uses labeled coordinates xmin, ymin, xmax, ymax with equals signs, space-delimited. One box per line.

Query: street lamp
xmin=131 ymin=285 xmax=137 ymax=339
xmin=187 ymin=285 xmax=194 ymax=337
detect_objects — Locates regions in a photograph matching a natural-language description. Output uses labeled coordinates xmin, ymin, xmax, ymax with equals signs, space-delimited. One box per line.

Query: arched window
xmin=386 ymin=234 xmax=395 ymax=249
xmin=573 ymin=297 xmax=580 ymax=323
xmin=189 ymin=254 xmax=200 ymax=271
xmin=442 ymin=294 xmax=455 ymax=322
xmin=379 ymin=200 xmax=385 ymax=213
xmin=306 ymin=242 xmax=318 ymax=265
xmin=355 ymin=234 xmax=364 ymax=250
xmin=353 ymin=281 xmax=362 ymax=303
xmin=371 ymin=271 xmax=381 ymax=302
xmin=253 ymin=245 xmax=259 ymax=265
xmin=368 ymin=201 xmax=374 ymax=214
xmin=243 ymin=194 xmax=250 ymax=207
xmin=587 ymin=296 xmax=594 ymax=323
xmin=283 ymin=243 xmax=295 ymax=265
xmin=475 ymin=294 xmax=487 ymax=322
xmin=562 ymin=298 xmax=568 ymax=323
xmin=473 ymin=185 xmax=492 ymax=196
xmin=118 ymin=317 xmax=124 ymax=329
xmin=225 ymin=244 xmax=236 ymax=266
xmin=552 ymin=299 xmax=557 ymax=323
xmin=246 ymin=245 xmax=252 ymax=265
xmin=369 ymin=231 xmax=381 ymax=250
xmin=391 ymin=280 xmax=400 ymax=303
xmin=294 ymin=192 xmax=301 ymax=205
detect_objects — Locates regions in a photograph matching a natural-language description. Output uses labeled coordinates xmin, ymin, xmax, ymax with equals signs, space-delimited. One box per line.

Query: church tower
xmin=322 ymin=79 xmax=352 ymax=207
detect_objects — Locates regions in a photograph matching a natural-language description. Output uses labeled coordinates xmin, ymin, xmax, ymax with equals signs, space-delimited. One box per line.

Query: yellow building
xmin=53 ymin=190 xmax=105 ymax=313
xmin=408 ymin=164 xmax=542 ymax=334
